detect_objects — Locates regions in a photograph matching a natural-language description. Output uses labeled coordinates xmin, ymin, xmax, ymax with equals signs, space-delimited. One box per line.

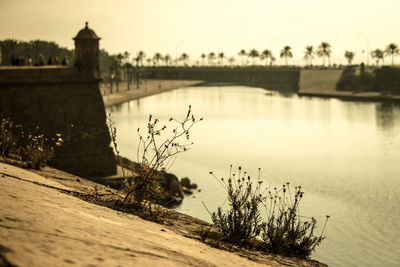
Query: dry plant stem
xmin=0 ymin=115 xmax=62 ymax=169
xmin=209 ymin=166 xmax=329 ymax=258
xmin=108 ymin=106 xmax=202 ymax=208
xmin=107 ymin=114 xmax=127 ymax=180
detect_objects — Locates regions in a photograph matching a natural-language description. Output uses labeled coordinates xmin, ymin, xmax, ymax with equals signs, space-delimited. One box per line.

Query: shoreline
xmin=102 ymin=79 xmax=204 ymax=107
xmin=101 ymin=77 xmax=400 ymax=105
xmin=298 ymin=89 xmax=400 ymax=102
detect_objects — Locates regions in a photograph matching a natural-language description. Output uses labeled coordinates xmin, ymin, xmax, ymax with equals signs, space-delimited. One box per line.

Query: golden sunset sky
xmin=1 ymin=0 xmax=399 ymax=65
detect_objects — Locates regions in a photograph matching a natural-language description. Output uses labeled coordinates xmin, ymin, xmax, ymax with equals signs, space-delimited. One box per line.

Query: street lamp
xmin=269 ymin=35 xmax=280 ymax=51
xmin=328 ymin=33 xmax=340 ymax=66
xmin=358 ymin=33 xmax=370 ymax=66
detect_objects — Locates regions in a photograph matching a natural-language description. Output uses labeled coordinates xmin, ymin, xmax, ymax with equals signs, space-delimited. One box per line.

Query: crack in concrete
xmin=0 ymin=171 xmax=83 ymax=196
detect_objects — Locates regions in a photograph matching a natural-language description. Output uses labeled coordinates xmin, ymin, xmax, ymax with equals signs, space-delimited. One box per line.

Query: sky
xmin=1 ymin=0 xmax=400 ymax=65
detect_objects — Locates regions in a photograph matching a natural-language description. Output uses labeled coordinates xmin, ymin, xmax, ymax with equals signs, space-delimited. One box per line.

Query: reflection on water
xmin=376 ymin=102 xmax=398 ymax=131
xmin=107 ymin=86 xmax=400 ymax=267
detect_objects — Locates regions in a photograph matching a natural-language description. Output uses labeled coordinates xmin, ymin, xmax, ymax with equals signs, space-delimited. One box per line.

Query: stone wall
xmin=143 ymin=67 xmax=300 ymax=91
xmin=298 ymin=69 xmax=343 ymax=94
xmin=0 ymin=66 xmax=116 ymax=178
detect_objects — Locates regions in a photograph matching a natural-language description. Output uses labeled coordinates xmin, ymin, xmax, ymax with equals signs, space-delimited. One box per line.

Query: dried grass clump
xmin=107 ymin=105 xmax=202 ymax=211
xmin=0 ymin=115 xmax=62 ymax=169
xmin=208 ymin=166 xmax=329 ymax=258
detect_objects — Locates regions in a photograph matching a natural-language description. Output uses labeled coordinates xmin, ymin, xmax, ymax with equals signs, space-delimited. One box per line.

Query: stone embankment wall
xmin=298 ymin=69 xmax=343 ymax=96
xmin=0 ymin=66 xmax=116 ymax=178
xmin=143 ymin=67 xmax=346 ymax=95
xmin=144 ymin=67 xmax=300 ymax=91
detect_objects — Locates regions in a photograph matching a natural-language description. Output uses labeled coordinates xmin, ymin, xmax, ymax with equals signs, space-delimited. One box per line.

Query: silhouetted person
xmin=11 ymin=55 xmax=16 ymax=66
xmin=27 ymin=55 xmax=33 ymax=66
xmin=61 ymin=57 xmax=68 ymax=66
xmin=18 ymin=56 xmax=25 ymax=66
xmin=48 ymin=56 xmax=53 ymax=65
xmin=38 ymin=54 xmax=45 ymax=66
xmin=360 ymin=62 xmax=365 ymax=74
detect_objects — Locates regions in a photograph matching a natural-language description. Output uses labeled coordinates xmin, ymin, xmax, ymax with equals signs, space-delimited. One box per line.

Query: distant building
xmin=73 ymin=22 xmax=100 ymax=75
xmin=0 ymin=22 xmax=116 ymax=178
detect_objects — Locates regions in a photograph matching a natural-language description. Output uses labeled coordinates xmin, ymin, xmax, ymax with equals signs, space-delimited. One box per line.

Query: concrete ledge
xmin=0 ymin=162 xmax=326 ymax=267
xmin=102 ymin=79 xmax=204 ymax=107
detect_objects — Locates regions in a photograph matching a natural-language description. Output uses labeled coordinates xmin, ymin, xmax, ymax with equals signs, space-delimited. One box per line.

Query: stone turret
xmin=73 ymin=22 xmax=100 ymax=75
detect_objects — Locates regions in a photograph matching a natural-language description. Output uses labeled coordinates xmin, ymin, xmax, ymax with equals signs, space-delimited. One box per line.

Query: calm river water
xmin=107 ymin=85 xmax=400 ymax=267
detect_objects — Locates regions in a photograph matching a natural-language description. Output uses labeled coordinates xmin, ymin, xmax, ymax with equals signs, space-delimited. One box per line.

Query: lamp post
xmin=269 ymin=35 xmax=280 ymax=52
xmin=269 ymin=35 xmax=280 ymax=65
xmin=297 ymin=35 xmax=310 ymax=67
xmin=175 ymin=41 xmax=184 ymax=66
xmin=358 ymin=33 xmax=369 ymax=66
xmin=328 ymin=33 xmax=340 ymax=67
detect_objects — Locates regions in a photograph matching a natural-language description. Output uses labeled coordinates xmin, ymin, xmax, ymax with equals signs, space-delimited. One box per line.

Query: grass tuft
xmin=208 ymin=166 xmax=329 ymax=258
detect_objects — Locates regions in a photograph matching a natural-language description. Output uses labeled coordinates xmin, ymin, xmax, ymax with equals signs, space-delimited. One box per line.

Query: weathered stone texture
xmin=0 ymin=66 xmax=116 ymax=178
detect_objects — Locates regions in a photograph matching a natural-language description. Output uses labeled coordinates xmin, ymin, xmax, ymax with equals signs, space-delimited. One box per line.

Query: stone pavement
xmin=102 ymin=79 xmax=203 ymax=107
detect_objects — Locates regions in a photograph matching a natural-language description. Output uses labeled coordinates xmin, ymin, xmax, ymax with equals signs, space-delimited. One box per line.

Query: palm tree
xmin=280 ymin=46 xmax=293 ymax=66
xmin=123 ymin=62 xmax=133 ymax=90
xmin=123 ymin=51 xmax=130 ymax=62
xmin=228 ymin=56 xmax=235 ymax=66
xmin=344 ymin=51 xmax=355 ymax=65
xmin=122 ymin=51 xmax=131 ymax=88
xmin=370 ymin=49 xmax=384 ymax=66
xmin=201 ymin=53 xmax=206 ymax=66
xmin=164 ymin=54 xmax=171 ymax=66
xmin=238 ymin=49 xmax=246 ymax=65
xmin=116 ymin=53 xmax=124 ymax=66
xmin=317 ymin=42 xmax=331 ymax=67
xmin=261 ymin=49 xmax=272 ymax=65
xmin=384 ymin=43 xmax=399 ymax=66
xmin=153 ymin=53 xmax=162 ymax=66
xmin=303 ymin=46 xmax=314 ymax=66
xmin=270 ymin=56 xmax=276 ymax=65
xmin=137 ymin=51 xmax=145 ymax=66
xmin=248 ymin=49 xmax=259 ymax=65
xmin=218 ymin=52 xmax=224 ymax=66
xmin=29 ymin=39 xmax=40 ymax=64
xmin=208 ymin=52 xmax=216 ymax=66
xmin=179 ymin=53 xmax=189 ymax=66
xmin=134 ymin=56 xmax=140 ymax=66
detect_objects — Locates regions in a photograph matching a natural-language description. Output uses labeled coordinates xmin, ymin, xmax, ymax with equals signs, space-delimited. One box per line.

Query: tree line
xmin=132 ymin=42 xmax=400 ymax=67
xmin=0 ymin=39 xmax=73 ymax=66
xmin=1 ymin=39 xmax=399 ymax=72
xmin=0 ymin=39 xmax=130 ymax=82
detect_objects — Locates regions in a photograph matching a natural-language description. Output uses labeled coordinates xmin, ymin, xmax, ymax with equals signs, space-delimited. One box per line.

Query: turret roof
xmin=73 ymin=22 xmax=100 ymax=40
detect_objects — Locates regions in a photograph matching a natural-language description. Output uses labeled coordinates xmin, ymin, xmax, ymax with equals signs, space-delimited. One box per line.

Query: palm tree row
xmin=126 ymin=42 xmax=399 ymax=68
xmin=301 ymin=42 xmax=332 ymax=67
xmin=342 ymin=43 xmax=399 ymax=67
xmin=372 ymin=43 xmax=399 ymax=66
xmin=235 ymin=49 xmax=275 ymax=66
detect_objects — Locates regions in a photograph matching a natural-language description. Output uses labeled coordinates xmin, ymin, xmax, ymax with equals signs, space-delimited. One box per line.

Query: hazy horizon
xmin=1 ymin=0 xmax=400 ymax=65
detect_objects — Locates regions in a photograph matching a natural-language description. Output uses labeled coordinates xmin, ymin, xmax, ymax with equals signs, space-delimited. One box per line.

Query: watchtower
xmin=73 ymin=22 xmax=100 ymax=75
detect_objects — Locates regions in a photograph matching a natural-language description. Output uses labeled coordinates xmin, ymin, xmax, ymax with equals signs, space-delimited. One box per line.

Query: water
xmin=107 ymin=85 xmax=400 ymax=266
